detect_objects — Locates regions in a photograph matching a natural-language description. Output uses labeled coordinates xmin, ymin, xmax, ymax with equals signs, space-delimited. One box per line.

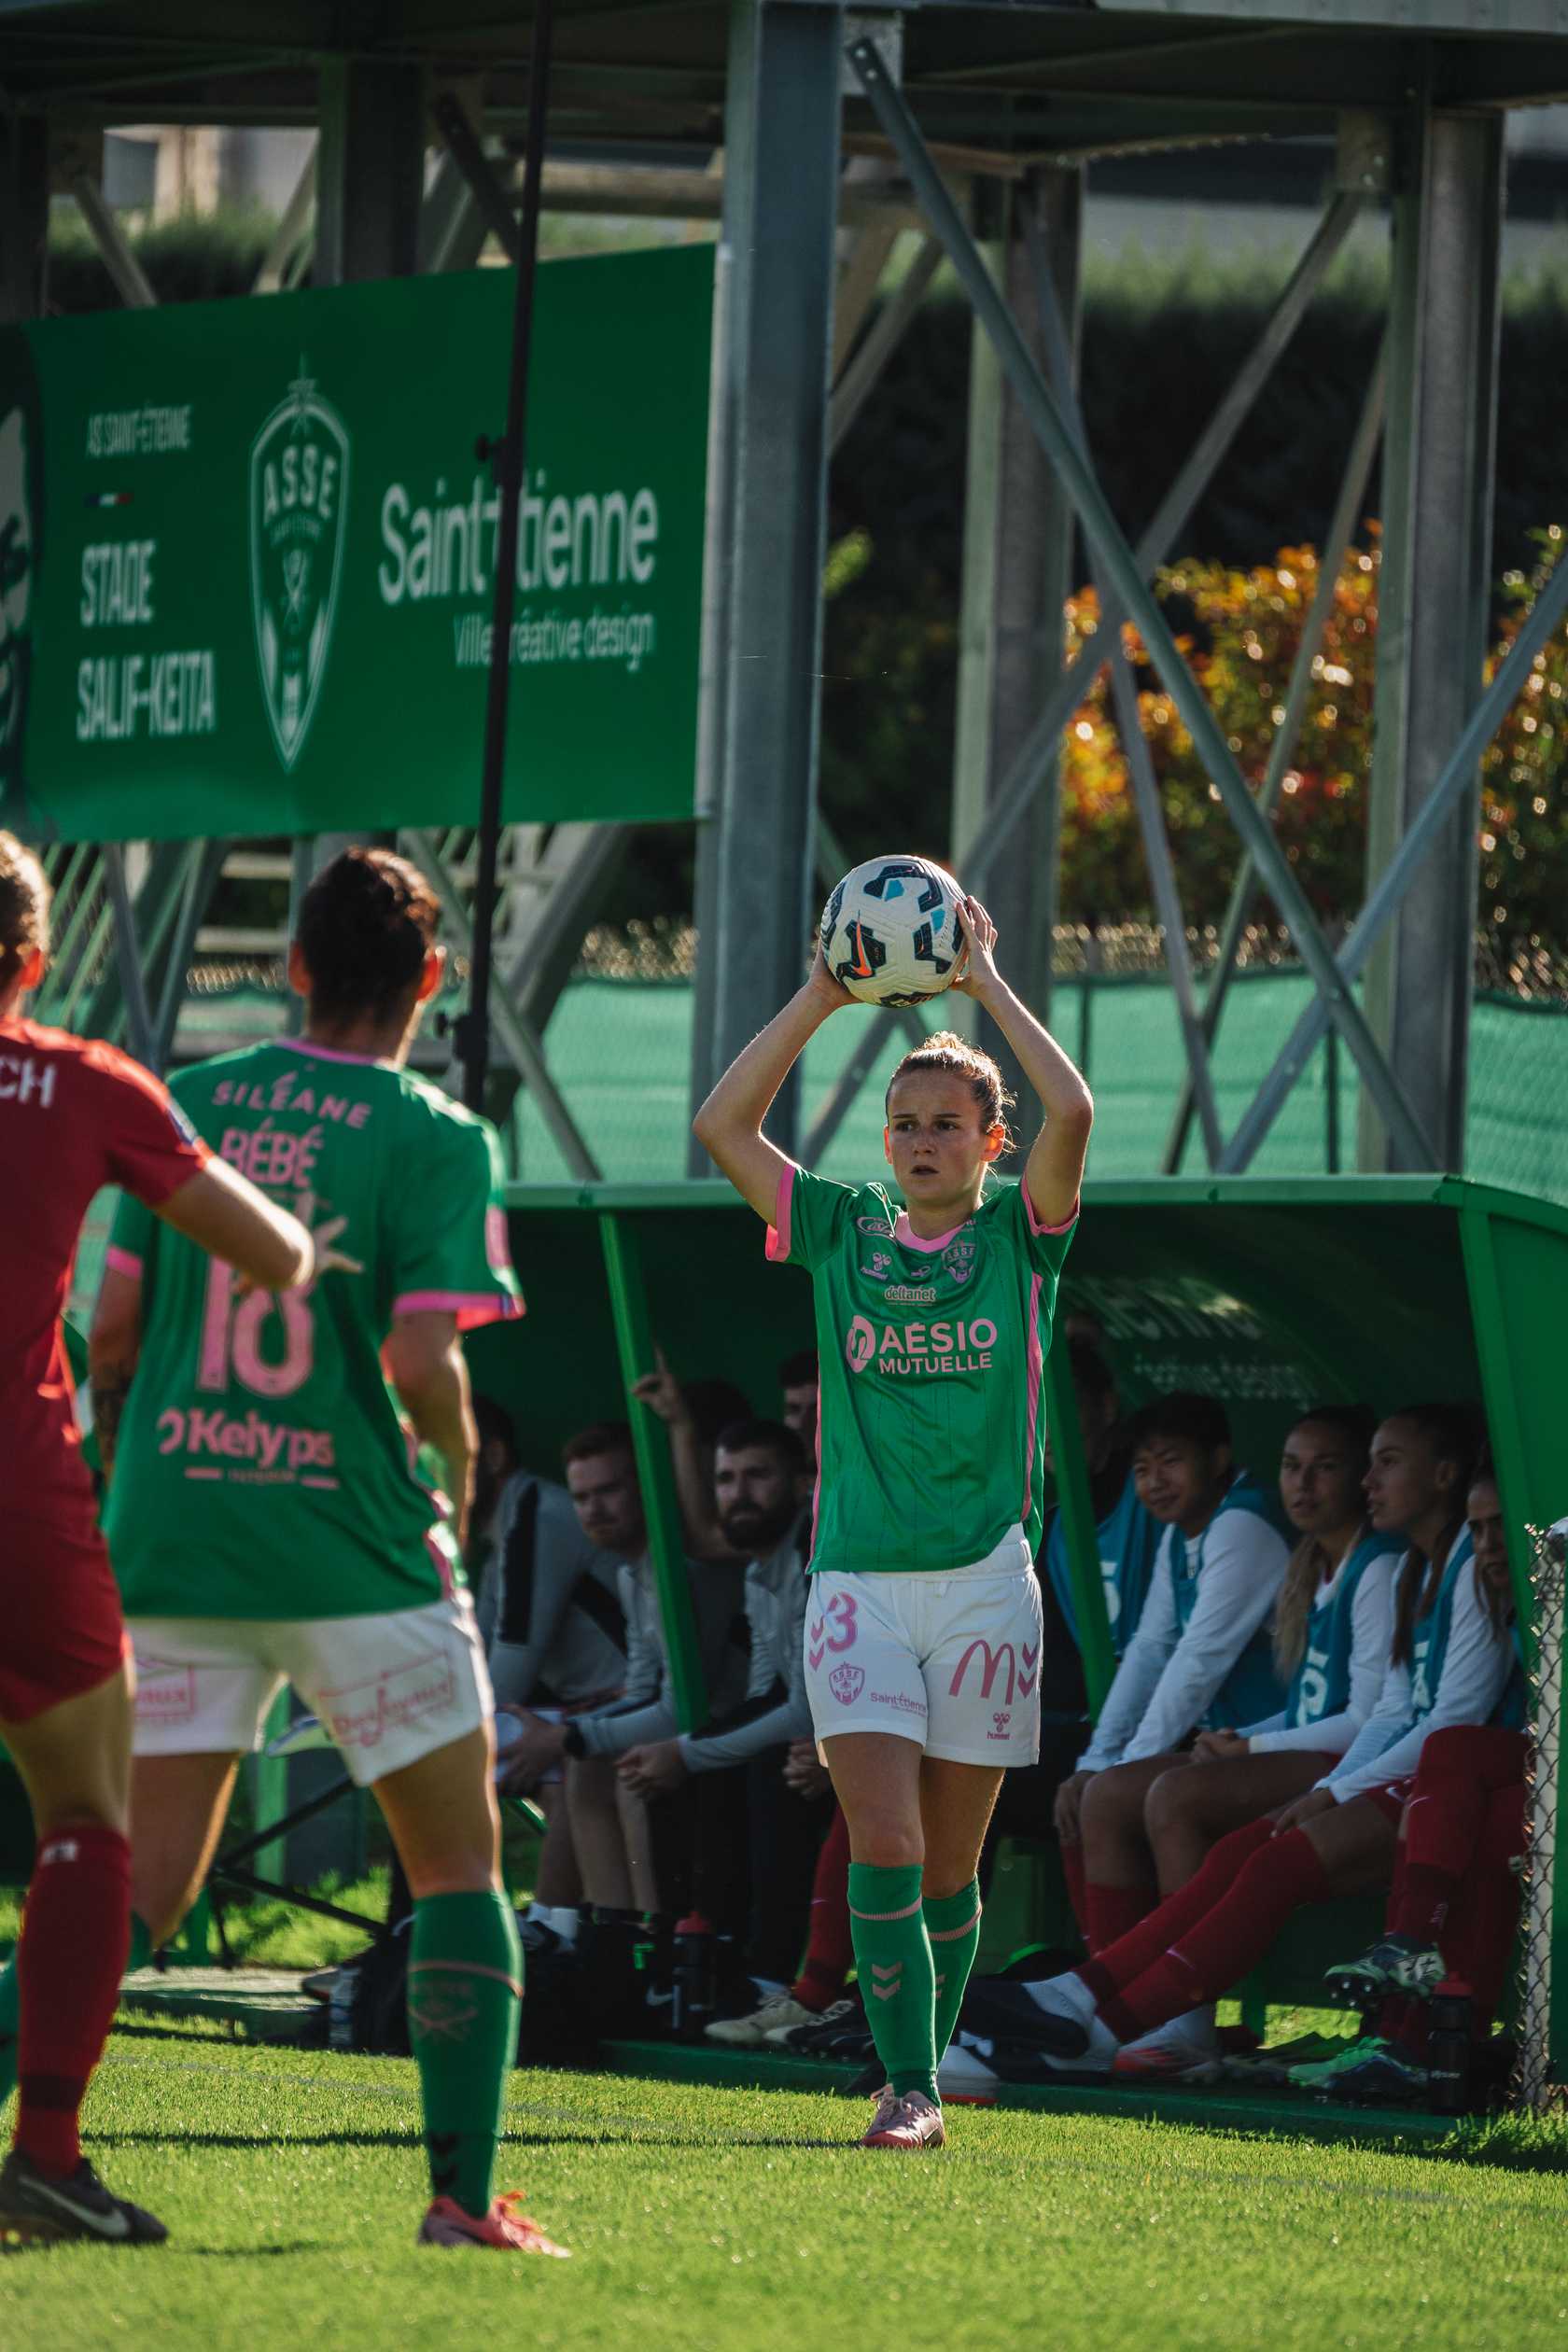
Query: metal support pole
xmin=689 ymin=0 xmax=843 ymax=1161
xmin=152 ymin=839 xmax=227 ymax=1072
xmin=1027 ymin=209 xmax=1224 ymax=1168
xmin=599 ymin=1212 xmax=708 ymax=1730
xmin=1359 ymin=106 xmax=1504 ymax=1173
xmin=69 ymin=170 xmax=156 ymax=308
xmin=951 ymin=168 xmax=1079 ymax=1104
xmin=1221 ymin=542 xmax=1568 ymax=1170
xmin=429 ymin=90 xmax=523 ymax=264
xmin=956 ymin=189 xmax=1364 ymax=895
xmin=1162 ymin=336 xmax=1388 ymax=1172
xmin=849 ymin=39 xmax=1434 ymax=1171
xmin=0 ymin=113 xmax=49 ymax=324
xmin=80 ymin=841 xmax=189 ymax=1048
xmin=316 ymin=57 xmax=425 ymax=284
xmin=829 ymin=234 xmax=943 ymax=455
xmin=252 ymin=140 xmax=316 ymax=294
xmin=454 ymin=0 xmax=553 ymax=1118
xmin=101 ymin=843 xmax=157 ymax=1069
xmin=402 ymin=830 xmax=600 ymax=1179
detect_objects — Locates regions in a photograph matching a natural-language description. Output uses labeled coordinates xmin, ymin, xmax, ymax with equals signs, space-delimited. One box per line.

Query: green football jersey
xmin=104 ymin=1039 xmax=522 ymax=1621
xmin=768 ymin=1165 xmax=1076 ymax=1577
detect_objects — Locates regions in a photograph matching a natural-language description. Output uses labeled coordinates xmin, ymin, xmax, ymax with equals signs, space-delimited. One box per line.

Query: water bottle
xmin=1427 ymin=1977 xmax=1473 ymax=2116
xmin=671 ymin=1911 xmax=716 ymax=2040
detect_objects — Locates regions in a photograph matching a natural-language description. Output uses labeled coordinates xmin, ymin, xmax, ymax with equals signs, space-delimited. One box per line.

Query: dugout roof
xmin=3 ymin=1 xmax=1567 ymax=160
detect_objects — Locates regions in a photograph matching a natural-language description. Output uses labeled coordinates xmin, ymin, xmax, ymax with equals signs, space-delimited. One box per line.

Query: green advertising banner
xmin=0 ymin=244 xmax=713 ymax=842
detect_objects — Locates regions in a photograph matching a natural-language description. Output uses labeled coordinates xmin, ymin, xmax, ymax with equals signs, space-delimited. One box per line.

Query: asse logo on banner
xmin=0 ymin=245 xmax=712 ymax=843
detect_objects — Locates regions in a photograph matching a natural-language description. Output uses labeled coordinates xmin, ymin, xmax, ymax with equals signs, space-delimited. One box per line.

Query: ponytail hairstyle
xmin=0 ymin=828 xmax=49 ymax=994
xmin=1271 ymin=1402 xmax=1378 ymax=1680
xmin=1388 ymin=1401 xmax=1487 ymax=1665
xmin=885 ymin=1032 xmax=1015 ymax=1156
xmin=295 ymin=847 xmax=440 ymax=1029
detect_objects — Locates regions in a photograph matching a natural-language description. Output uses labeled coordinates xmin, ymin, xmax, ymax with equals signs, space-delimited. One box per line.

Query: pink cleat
xmin=858 ymin=2086 xmax=947 ymax=2150
xmin=418 ymin=2192 xmax=572 ymax=2255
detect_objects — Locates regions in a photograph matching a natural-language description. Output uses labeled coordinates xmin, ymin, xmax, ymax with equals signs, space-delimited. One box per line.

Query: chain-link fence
xmin=1513 ymin=1525 xmax=1565 ymax=2113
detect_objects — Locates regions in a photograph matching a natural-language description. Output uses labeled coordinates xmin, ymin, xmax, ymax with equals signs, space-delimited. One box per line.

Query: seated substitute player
xmin=1052 ymin=1393 xmax=1292 ymax=1953
xmin=967 ymin=1405 xmax=1506 ymax=2079
xmin=1141 ymin=1403 xmax=1402 ymax=1883
xmin=0 ymin=830 xmax=315 ymax=2248
xmin=89 ymin=848 xmax=567 ymax=2258
xmin=1086 ymin=1403 xmax=1401 ymax=2079
xmin=1301 ymin=1461 xmax=1524 ymax=2103
xmin=694 ymin=892 xmax=1094 ymax=2151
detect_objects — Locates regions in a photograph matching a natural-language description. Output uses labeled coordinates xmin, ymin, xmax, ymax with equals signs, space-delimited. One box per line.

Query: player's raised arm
xmin=158 ymin=1158 xmax=315 ymax=1292
xmin=693 ymin=946 xmax=853 ymax=1223
xmin=951 ymin=895 xmax=1092 ymax=1230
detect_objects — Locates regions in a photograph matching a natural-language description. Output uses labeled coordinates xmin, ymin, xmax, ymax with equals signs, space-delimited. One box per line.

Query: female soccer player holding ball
xmin=694 ymin=895 xmax=1092 ymax=2149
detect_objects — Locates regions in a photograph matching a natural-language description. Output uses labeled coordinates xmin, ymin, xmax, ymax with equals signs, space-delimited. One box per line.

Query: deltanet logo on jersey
xmin=249 ymin=365 xmax=350 ymax=771
xmin=845 ymin=1312 xmax=998 ymax=1377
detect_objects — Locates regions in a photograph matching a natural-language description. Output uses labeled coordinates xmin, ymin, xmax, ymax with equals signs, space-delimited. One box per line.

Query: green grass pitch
xmin=4 ymin=2018 xmax=1566 ymax=2351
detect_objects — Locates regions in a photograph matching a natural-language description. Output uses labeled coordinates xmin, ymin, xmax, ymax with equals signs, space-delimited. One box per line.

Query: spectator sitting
xmin=617 ymin=1420 xmax=832 ymax=2039
xmin=779 ymin=1348 xmax=819 ymax=1458
xmin=486 ymin=1450 xmax=629 ymax=1955
xmin=502 ymin=1422 xmax=749 ymax=1913
xmin=1052 ymin=1392 xmax=1292 ymax=1953
xmin=965 ymin=1406 xmax=1509 ymax=2086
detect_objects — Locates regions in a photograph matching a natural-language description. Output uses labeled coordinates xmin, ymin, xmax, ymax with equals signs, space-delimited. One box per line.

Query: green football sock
xmin=925 ymin=1880 xmax=982 ymax=2064
xmin=847 ymin=1862 xmax=938 ymax=2104
xmin=0 ymin=1909 xmax=150 ymax=2107
xmin=408 ymin=1891 xmax=523 ymax=2219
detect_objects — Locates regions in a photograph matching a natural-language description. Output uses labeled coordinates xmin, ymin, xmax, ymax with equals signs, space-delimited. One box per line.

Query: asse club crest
xmin=248 ymin=367 xmax=349 ymax=771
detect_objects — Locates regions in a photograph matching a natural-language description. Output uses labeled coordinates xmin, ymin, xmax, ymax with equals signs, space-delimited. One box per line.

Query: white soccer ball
xmin=819 ymin=855 xmax=966 ymax=1006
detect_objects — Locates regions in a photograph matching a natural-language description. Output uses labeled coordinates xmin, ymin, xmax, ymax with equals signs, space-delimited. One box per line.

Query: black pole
xmin=457 ymin=0 xmax=554 ymax=1113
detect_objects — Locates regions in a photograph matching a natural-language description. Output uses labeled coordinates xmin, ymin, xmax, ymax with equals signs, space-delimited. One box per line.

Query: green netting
xmin=508 ymin=970 xmax=1358 ymax=1185
xmin=139 ymin=967 xmax=1568 ymax=1197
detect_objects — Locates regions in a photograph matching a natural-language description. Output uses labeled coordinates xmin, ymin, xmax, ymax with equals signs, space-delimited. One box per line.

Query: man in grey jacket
xmin=620 ymin=1420 xmax=832 ymax=2006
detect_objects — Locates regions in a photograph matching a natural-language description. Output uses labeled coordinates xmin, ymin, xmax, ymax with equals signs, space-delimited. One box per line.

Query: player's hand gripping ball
xmin=819 ymin=855 xmax=966 ymax=1007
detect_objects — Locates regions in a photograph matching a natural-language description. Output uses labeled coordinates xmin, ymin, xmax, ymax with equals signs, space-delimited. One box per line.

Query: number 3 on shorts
xmin=197 ymin=1258 xmax=315 ymax=1399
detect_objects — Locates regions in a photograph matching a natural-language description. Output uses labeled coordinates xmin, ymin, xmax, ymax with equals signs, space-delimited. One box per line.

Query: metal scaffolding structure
xmin=3 ymin=0 xmax=1566 ymax=1178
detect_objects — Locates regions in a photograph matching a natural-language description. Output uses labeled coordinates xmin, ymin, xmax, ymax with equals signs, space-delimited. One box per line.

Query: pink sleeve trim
xmin=764 ymin=1164 xmax=795 ymax=1263
xmin=1023 ymin=1183 xmax=1080 ymax=1238
xmin=105 ymin=1245 xmax=144 ymax=1280
xmin=394 ymin=1289 xmax=525 ymax=1332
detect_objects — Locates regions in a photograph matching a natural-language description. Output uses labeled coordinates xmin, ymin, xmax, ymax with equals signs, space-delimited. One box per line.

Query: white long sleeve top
xmin=1079 ymin=1499 xmax=1290 ymax=1770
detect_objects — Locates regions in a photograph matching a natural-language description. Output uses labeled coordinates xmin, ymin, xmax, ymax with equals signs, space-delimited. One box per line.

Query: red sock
xmin=1439 ymin=1785 xmax=1526 ymax=2034
xmin=1059 ymin=1842 xmax=1089 ymax=1944
xmin=1389 ymin=1861 xmax=1460 ymax=1943
xmin=14 ymin=1824 xmax=132 ymax=2177
xmin=1105 ymin=1828 xmax=1330 ymax=2041
xmin=792 ymin=1809 xmax=853 ymax=2011
xmin=1085 ymin=1880 xmax=1155 ymax=1956
xmin=1079 ymin=1819 xmax=1273 ymax=2008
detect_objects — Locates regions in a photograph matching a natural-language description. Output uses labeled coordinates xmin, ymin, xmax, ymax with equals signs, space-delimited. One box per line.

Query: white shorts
xmin=128 ymin=1592 xmax=493 ymax=1788
xmin=804 ymin=1528 xmax=1043 ymax=1768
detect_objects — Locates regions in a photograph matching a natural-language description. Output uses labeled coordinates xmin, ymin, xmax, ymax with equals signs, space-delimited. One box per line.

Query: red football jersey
xmin=0 ymin=1017 xmax=207 ymax=1517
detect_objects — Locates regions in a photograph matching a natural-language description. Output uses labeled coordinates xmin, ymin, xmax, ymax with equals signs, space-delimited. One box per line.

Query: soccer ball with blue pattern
xmin=819 ymin=856 xmax=965 ymax=1007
